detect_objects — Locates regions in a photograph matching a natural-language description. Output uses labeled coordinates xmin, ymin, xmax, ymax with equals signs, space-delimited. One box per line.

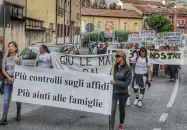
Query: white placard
xmin=12 ymin=66 xmax=113 ymax=115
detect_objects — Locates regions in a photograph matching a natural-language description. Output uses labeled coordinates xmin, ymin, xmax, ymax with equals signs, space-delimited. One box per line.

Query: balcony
xmin=57 ymin=6 xmax=64 ymax=17
xmin=177 ymin=23 xmax=187 ymax=27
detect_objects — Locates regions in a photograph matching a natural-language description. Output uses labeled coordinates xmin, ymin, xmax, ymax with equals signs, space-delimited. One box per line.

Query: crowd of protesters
xmin=0 ymin=41 xmax=180 ymax=130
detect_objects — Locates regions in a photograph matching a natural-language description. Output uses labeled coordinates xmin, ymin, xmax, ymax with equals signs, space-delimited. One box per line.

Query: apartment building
xmin=56 ymin=0 xmax=81 ymax=45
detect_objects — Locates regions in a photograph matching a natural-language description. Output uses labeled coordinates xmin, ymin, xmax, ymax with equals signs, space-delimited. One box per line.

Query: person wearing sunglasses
xmin=109 ymin=50 xmax=132 ymax=130
xmin=130 ymin=47 xmax=151 ymax=107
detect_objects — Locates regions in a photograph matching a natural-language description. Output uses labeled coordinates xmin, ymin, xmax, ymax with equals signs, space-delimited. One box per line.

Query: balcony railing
xmin=177 ymin=23 xmax=187 ymax=27
xmin=57 ymin=6 xmax=64 ymax=17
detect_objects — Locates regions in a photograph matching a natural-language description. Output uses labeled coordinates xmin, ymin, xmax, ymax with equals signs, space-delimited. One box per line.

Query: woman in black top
xmin=109 ymin=50 xmax=132 ymax=130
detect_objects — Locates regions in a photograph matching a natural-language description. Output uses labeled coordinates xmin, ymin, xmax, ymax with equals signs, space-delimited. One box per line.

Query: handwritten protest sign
xmin=163 ymin=32 xmax=181 ymax=45
xmin=12 ymin=65 xmax=113 ymax=115
xmin=148 ymin=51 xmax=184 ymax=65
xmin=50 ymin=53 xmax=114 ymax=75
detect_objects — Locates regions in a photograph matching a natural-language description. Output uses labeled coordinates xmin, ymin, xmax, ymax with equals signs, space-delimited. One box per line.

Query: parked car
xmin=20 ymin=43 xmax=63 ymax=67
xmin=20 ymin=43 xmax=80 ymax=67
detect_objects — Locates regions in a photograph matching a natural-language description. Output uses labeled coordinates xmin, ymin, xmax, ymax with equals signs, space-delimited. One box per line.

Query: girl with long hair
xmin=131 ymin=47 xmax=151 ymax=107
xmin=0 ymin=41 xmax=22 ymax=125
xmin=109 ymin=50 xmax=132 ymax=130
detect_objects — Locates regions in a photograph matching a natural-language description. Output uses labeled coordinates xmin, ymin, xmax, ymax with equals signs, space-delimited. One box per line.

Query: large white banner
xmin=148 ymin=51 xmax=184 ymax=65
xmin=51 ymin=52 xmax=114 ymax=75
xmin=12 ymin=66 xmax=113 ymax=115
xmin=108 ymin=49 xmax=184 ymax=65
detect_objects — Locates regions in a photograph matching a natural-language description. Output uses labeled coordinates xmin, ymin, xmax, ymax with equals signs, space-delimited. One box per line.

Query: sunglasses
xmin=115 ymin=55 xmax=121 ymax=58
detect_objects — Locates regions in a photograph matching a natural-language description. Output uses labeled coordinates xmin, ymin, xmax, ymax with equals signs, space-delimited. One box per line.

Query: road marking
xmin=153 ymin=128 xmax=161 ymax=130
xmin=167 ymin=78 xmax=179 ymax=108
xmin=159 ymin=113 xmax=168 ymax=122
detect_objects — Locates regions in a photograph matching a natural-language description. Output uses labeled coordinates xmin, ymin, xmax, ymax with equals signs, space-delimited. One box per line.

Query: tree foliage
xmin=82 ymin=0 xmax=92 ymax=8
xmin=92 ymin=0 xmax=107 ymax=8
xmin=109 ymin=2 xmax=121 ymax=9
xmin=146 ymin=14 xmax=174 ymax=33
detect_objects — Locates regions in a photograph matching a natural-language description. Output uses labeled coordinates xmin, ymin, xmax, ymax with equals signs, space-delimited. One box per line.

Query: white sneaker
xmin=126 ymin=98 xmax=131 ymax=106
xmin=138 ymin=101 xmax=142 ymax=107
xmin=134 ymin=99 xmax=139 ymax=106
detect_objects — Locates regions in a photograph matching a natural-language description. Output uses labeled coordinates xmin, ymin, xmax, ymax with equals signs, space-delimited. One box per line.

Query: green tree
xmin=109 ymin=2 xmax=121 ymax=9
xmin=146 ymin=14 xmax=174 ymax=33
xmin=82 ymin=0 xmax=92 ymax=8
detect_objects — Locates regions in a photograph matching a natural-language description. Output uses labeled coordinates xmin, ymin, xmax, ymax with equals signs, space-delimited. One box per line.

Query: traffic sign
xmin=86 ymin=23 xmax=94 ymax=32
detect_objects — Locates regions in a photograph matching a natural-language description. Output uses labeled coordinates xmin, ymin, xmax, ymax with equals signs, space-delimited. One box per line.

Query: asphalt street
xmin=0 ymin=49 xmax=186 ymax=130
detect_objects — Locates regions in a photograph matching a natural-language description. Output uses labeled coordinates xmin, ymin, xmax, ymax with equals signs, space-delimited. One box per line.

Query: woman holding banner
xmin=0 ymin=41 xmax=22 ymax=125
xmin=109 ymin=50 xmax=132 ymax=130
xmin=34 ymin=45 xmax=52 ymax=68
xmin=130 ymin=47 xmax=151 ymax=107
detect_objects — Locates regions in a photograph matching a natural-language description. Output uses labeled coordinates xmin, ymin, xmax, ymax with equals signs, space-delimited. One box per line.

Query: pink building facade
xmin=173 ymin=9 xmax=187 ymax=35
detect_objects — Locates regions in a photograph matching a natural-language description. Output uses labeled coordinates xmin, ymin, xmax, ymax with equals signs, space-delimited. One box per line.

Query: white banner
xmin=108 ymin=49 xmax=184 ymax=65
xmin=148 ymin=51 xmax=184 ymax=65
xmin=12 ymin=66 xmax=113 ymax=115
xmin=50 ymin=52 xmax=114 ymax=75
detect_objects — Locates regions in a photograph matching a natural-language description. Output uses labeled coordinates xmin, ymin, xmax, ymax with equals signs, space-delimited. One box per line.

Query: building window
xmin=26 ymin=19 xmax=43 ymax=30
xmin=178 ymin=19 xmax=185 ymax=25
xmin=68 ymin=1 xmax=70 ymax=12
xmin=98 ymin=21 xmax=102 ymax=30
xmin=57 ymin=0 xmax=60 ymax=6
xmin=64 ymin=25 xmax=67 ymax=36
xmin=61 ymin=24 xmax=63 ymax=36
xmin=134 ymin=23 xmax=138 ymax=31
xmin=10 ymin=5 xmax=23 ymax=19
xmin=68 ymin=25 xmax=70 ymax=36
xmin=50 ymin=23 xmax=54 ymax=30
xmin=177 ymin=29 xmax=184 ymax=34
xmin=124 ymin=23 xmax=127 ymax=31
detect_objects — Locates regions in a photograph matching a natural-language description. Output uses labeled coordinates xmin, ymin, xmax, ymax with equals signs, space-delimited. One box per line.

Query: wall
xmin=174 ymin=14 xmax=187 ymax=34
xmin=5 ymin=20 xmax=25 ymax=53
xmin=27 ymin=0 xmax=56 ymax=30
xmin=81 ymin=16 xmax=143 ymax=32
xmin=5 ymin=0 xmax=25 ymax=6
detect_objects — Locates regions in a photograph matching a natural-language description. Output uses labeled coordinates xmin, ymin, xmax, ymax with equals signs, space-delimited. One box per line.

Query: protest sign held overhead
xmin=131 ymin=32 xmax=139 ymax=41
xmin=12 ymin=65 xmax=113 ymax=115
xmin=163 ymin=32 xmax=182 ymax=45
xmin=50 ymin=52 xmax=114 ymax=75
xmin=139 ymin=30 xmax=156 ymax=42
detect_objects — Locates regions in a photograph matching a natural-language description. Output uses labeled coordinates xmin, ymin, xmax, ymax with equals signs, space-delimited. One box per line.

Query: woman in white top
xmin=130 ymin=47 xmax=151 ymax=107
xmin=35 ymin=45 xmax=52 ymax=68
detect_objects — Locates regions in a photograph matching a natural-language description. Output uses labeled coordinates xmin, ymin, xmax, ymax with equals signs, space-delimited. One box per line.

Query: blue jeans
xmin=4 ymin=83 xmax=21 ymax=113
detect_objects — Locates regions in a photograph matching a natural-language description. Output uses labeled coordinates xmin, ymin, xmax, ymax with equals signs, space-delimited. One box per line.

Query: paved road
xmin=0 ymin=74 xmax=184 ymax=130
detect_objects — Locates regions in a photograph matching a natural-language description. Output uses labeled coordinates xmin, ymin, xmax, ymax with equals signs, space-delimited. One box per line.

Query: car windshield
xmin=21 ymin=46 xmax=61 ymax=59
xmin=61 ymin=45 xmax=74 ymax=52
